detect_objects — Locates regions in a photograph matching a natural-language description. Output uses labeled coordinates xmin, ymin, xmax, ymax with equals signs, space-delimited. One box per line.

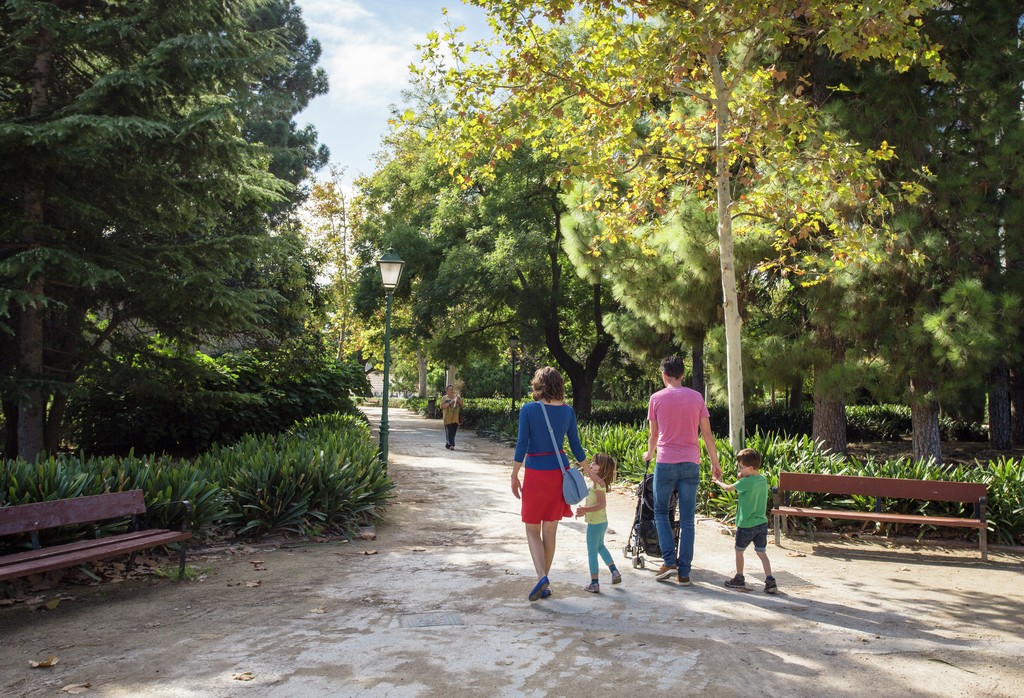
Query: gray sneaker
xmin=724 ymin=574 xmax=746 ymax=589
xmin=764 ymin=577 xmax=779 ymax=594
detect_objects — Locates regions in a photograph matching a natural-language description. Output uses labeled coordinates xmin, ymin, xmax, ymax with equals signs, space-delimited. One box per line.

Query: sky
xmin=295 ymin=0 xmax=491 ymax=184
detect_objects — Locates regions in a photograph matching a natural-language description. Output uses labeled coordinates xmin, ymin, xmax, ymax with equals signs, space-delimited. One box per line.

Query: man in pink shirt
xmin=643 ymin=356 xmax=722 ymax=584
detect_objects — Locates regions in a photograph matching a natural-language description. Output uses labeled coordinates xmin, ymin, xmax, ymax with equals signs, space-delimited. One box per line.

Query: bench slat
xmin=0 ymin=530 xmax=177 ymax=565
xmin=0 ymin=530 xmax=191 ymax=581
xmin=0 ymin=491 xmax=147 ymax=536
xmin=772 ymin=506 xmax=986 ymax=528
xmin=777 ymin=473 xmax=985 ymax=502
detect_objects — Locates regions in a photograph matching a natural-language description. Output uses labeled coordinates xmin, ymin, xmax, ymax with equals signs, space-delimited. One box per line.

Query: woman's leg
xmin=541 ymin=520 xmax=559 ymax=575
xmin=525 ymin=523 xmax=546 ymax=578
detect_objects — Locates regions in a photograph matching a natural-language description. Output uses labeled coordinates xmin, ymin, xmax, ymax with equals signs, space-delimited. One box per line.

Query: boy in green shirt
xmin=713 ymin=448 xmax=779 ymax=594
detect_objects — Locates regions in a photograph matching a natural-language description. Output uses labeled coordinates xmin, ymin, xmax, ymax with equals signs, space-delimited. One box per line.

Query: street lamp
xmin=377 ymin=248 xmax=405 ymax=467
xmin=509 ymin=334 xmax=519 ymax=412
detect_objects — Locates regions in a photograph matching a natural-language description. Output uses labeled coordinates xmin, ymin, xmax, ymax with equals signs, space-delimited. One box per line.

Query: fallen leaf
xmin=250 ymin=560 xmax=264 ymax=566
xmin=310 ymin=606 xmax=326 ymax=614
xmin=30 ymin=656 xmax=59 ymax=668
xmin=897 ymin=566 xmax=911 ymax=572
xmin=0 ymin=599 xmax=16 ymax=606
xmin=246 ymin=581 xmax=262 ymax=588
xmin=786 ymin=552 xmax=806 ymax=558
xmin=411 ymin=547 xmax=426 ymax=552
xmin=61 ymin=684 xmax=91 ymax=694
xmin=45 ymin=598 xmax=61 ymax=610
xmin=232 ymin=672 xmax=255 ymax=681
xmin=362 ymin=550 xmax=378 ymax=556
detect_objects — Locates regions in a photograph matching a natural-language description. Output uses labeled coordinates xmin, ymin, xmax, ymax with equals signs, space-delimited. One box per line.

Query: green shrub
xmin=2 ymin=412 xmax=390 ymax=542
xmin=67 ymin=338 xmax=366 ymax=457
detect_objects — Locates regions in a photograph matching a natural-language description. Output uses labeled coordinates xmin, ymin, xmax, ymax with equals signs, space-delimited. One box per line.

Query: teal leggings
xmin=587 ymin=522 xmax=614 ymax=577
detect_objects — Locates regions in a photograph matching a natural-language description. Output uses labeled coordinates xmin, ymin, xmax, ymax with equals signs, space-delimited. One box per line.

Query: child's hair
xmin=591 ymin=453 xmax=617 ymax=486
xmin=736 ymin=448 xmax=762 ymax=470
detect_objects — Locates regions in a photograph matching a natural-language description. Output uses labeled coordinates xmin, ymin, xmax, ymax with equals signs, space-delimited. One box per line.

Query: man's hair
xmin=736 ymin=448 xmax=762 ymax=469
xmin=660 ymin=355 xmax=685 ymax=379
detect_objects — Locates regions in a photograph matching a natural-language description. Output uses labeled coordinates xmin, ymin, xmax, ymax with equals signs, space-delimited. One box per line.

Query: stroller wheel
xmin=623 ymin=544 xmax=631 ymax=559
xmin=633 ymin=556 xmax=645 ymax=569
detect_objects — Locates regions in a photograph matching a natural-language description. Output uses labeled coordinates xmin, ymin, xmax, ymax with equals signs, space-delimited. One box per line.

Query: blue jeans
xmin=653 ymin=461 xmax=699 ymax=576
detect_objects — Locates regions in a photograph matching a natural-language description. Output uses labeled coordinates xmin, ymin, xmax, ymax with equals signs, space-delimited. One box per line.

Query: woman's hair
xmin=592 ymin=453 xmax=617 ymax=486
xmin=531 ymin=366 xmax=565 ymax=402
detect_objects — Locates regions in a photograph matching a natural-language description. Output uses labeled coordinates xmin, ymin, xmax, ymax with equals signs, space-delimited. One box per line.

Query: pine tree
xmin=0 ymin=0 xmax=327 ymax=460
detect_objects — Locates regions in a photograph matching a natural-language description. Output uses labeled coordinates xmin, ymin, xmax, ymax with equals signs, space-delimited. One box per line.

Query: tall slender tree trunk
xmin=16 ymin=31 xmax=53 ymax=462
xmin=710 ymin=54 xmax=744 ymax=451
xmin=910 ymin=376 xmax=942 ymax=462
xmin=988 ymin=360 xmax=1011 ymax=450
xmin=417 ymin=349 xmax=427 ymax=398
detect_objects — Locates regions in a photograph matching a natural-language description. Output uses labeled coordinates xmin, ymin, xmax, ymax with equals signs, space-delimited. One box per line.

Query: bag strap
xmin=539 ymin=401 xmax=569 ymax=474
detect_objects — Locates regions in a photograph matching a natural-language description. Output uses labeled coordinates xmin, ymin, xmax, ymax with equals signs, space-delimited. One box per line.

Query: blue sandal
xmin=529 ymin=576 xmax=549 ymax=601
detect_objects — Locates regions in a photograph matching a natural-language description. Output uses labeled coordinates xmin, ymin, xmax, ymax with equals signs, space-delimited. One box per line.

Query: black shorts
xmin=734 ymin=523 xmax=768 ymax=552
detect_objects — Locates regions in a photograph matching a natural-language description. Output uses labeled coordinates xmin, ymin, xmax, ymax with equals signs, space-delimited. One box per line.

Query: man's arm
xmin=699 ymin=415 xmax=721 ymax=480
xmin=644 ymin=417 xmax=659 ymax=463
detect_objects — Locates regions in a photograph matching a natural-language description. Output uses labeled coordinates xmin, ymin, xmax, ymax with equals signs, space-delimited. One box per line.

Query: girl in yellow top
xmin=574 ymin=453 xmax=621 ymax=593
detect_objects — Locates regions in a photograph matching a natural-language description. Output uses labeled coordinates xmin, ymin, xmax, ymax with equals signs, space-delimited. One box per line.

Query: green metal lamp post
xmin=377 ymin=249 xmax=405 ymax=467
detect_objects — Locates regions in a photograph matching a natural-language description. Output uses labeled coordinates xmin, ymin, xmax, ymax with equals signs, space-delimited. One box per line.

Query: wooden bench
xmin=0 ymin=490 xmax=192 ymax=583
xmin=771 ymin=472 xmax=988 ymax=560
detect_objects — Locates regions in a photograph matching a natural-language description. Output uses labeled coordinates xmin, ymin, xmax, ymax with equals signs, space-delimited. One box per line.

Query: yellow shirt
xmin=441 ymin=395 xmax=462 ymax=425
xmin=583 ymin=484 xmax=607 ymax=525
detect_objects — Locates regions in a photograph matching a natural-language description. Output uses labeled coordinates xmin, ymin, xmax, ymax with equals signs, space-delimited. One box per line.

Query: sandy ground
xmin=1 ymin=406 xmax=1023 ymax=697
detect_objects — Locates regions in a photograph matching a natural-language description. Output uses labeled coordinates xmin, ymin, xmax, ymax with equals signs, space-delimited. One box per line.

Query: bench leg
xmin=774 ymin=513 xmax=781 ymax=547
xmin=178 ymin=541 xmax=188 ymax=581
xmin=980 ymin=526 xmax=987 ymax=562
xmin=125 ymin=551 xmax=138 ymax=579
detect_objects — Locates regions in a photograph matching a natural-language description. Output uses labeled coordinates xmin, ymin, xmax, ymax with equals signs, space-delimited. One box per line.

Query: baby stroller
xmin=623 ymin=459 xmax=678 ymax=569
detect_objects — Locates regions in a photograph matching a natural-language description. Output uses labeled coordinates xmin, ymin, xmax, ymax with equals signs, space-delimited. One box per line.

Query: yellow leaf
xmin=232 ymin=672 xmax=255 ymax=682
xmin=30 ymin=656 xmax=59 ymax=668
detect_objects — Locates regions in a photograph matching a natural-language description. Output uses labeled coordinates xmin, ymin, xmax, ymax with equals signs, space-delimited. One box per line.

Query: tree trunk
xmin=44 ymin=392 xmax=69 ymax=453
xmin=417 ymin=348 xmax=427 ymax=398
xmin=788 ymin=377 xmax=804 ymax=410
xmin=710 ymin=53 xmax=744 ymax=451
xmin=2 ymin=400 xmax=18 ymax=459
xmin=541 ymin=193 xmax=613 ymax=419
xmin=1011 ymin=367 xmax=1024 ymax=446
xmin=811 ymin=324 xmax=846 ymax=454
xmin=988 ymin=360 xmax=1011 ymax=450
xmin=16 ymin=30 xmax=53 ymax=463
xmin=812 ymin=390 xmax=847 ymax=456
xmin=910 ymin=376 xmax=942 ymax=462
xmin=690 ymin=333 xmax=705 ymax=397
xmin=18 ymin=278 xmax=46 ymax=462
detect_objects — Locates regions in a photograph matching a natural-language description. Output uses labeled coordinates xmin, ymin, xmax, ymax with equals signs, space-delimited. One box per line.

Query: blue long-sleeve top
xmin=513 ymin=401 xmax=586 ymax=470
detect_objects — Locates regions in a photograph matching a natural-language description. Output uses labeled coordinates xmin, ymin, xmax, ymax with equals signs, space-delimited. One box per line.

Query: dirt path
xmin=2 ymin=407 xmax=1023 ymax=697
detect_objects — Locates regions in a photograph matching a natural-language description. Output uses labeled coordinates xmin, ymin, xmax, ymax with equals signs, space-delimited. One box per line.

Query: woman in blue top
xmin=511 ymin=366 xmax=587 ymax=601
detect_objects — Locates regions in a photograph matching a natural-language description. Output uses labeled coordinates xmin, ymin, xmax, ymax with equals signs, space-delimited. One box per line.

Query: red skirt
xmin=521 ymin=468 xmax=573 ymax=524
